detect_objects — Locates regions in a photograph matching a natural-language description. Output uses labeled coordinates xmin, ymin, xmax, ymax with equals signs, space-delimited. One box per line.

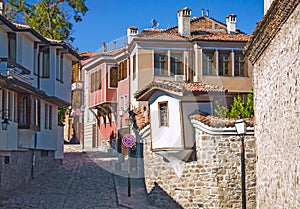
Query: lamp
xmin=235 ymin=117 xmax=247 ymax=135
xmin=0 ymin=109 xmax=9 ymax=131
xmin=234 ymin=116 xmax=247 ymax=209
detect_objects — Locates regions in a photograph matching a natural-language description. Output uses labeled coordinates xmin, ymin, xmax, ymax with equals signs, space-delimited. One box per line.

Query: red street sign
xmin=122 ymin=134 xmax=136 ymax=148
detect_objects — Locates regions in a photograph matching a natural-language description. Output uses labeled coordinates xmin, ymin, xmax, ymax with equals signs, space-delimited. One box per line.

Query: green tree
xmin=58 ymin=106 xmax=67 ymax=125
xmin=213 ymin=100 xmax=229 ymax=118
xmin=5 ymin=0 xmax=88 ymax=42
xmin=227 ymin=91 xmax=254 ymax=118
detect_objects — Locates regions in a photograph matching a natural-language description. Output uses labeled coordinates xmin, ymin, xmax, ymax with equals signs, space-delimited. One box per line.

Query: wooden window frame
xmin=202 ymin=50 xmax=216 ymax=76
xmin=158 ymin=101 xmax=169 ymax=127
xmin=171 ymin=52 xmax=184 ymax=75
xmin=110 ymin=67 xmax=118 ymax=88
xmin=154 ymin=51 xmax=168 ymax=76
xmin=218 ymin=51 xmax=231 ymax=76
xmin=234 ymin=52 xmax=247 ymax=77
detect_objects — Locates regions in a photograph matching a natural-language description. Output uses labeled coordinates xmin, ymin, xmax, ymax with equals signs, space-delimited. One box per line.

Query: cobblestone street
xmin=0 ymin=145 xmax=158 ymax=209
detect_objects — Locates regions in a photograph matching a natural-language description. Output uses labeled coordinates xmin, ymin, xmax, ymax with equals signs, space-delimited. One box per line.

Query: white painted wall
xmin=0 ymin=27 xmax=8 ymax=57
xmin=149 ymin=91 xmax=183 ymax=150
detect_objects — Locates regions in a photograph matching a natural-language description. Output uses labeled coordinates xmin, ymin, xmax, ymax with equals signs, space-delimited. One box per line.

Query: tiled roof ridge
xmin=191 ymin=113 xmax=254 ymax=128
xmin=244 ymin=0 xmax=300 ymax=63
xmin=100 ymin=46 xmax=126 ymax=56
xmin=134 ymin=80 xmax=227 ymax=100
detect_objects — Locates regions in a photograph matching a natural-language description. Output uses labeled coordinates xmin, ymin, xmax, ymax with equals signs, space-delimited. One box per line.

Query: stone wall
xmin=0 ymin=150 xmax=60 ymax=192
xmin=142 ymin=122 xmax=256 ymax=209
xmin=253 ymin=3 xmax=300 ymax=208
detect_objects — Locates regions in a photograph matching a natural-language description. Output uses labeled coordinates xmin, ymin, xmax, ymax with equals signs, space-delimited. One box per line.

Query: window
xmin=45 ymin=104 xmax=48 ymax=129
xmin=110 ymin=67 xmax=118 ymax=88
xmin=154 ymin=52 xmax=168 ymax=76
xmin=158 ymin=102 xmax=169 ymax=127
xmin=18 ymin=94 xmax=28 ymax=126
xmin=59 ymin=53 xmax=64 ymax=82
xmin=132 ymin=55 xmax=136 ymax=80
xmin=171 ymin=53 xmax=183 ymax=75
xmin=34 ymin=43 xmax=38 ymax=75
xmin=32 ymin=98 xmax=40 ymax=127
xmin=97 ymin=70 xmax=102 ymax=90
xmin=118 ymin=60 xmax=127 ymax=81
xmin=120 ymin=96 xmax=123 ymax=110
xmin=219 ymin=51 xmax=231 ymax=76
xmin=90 ymin=73 xmax=95 ymax=92
xmin=42 ymin=48 xmax=50 ymax=78
xmin=44 ymin=103 xmax=52 ymax=130
xmin=7 ymin=32 xmax=16 ymax=68
xmin=124 ymin=95 xmax=128 ymax=111
xmin=234 ymin=52 xmax=247 ymax=77
xmin=56 ymin=50 xmax=60 ymax=80
xmin=203 ymin=51 xmax=215 ymax=76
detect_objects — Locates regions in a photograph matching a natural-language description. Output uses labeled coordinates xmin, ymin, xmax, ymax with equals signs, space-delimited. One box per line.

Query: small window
xmin=42 ymin=48 xmax=50 ymax=78
xmin=202 ymin=51 xmax=216 ymax=76
xmin=171 ymin=53 xmax=183 ymax=75
xmin=124 ymin=95 xmax=128 ymax=111
xmin=218 ymin=51 xmax=231 ymax=76
xmin=7 ymin=32 xmax=16 ymax=68
xmin=154 ymin=52 xmax=168 ymax=76
xmin=234 ymin=52 xmax=247 ymax=77
xmin=158 ymin=102 xmax=169 ymax=127
xmin=110 ymin=67 xmax=118 ymax=88
xmin=90 ymin=73 xmax=95 ymax=92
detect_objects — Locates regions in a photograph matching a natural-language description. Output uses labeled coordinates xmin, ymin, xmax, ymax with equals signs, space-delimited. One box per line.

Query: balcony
xmin=0 ymin=59 xmax=33 ymax=85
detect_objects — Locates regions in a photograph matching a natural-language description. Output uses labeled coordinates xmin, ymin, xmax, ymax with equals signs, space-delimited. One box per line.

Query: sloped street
xmin=0 ymin=145 xmax=158 ymax=209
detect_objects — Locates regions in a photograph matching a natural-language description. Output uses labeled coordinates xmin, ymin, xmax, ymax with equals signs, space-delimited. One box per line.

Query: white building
xmin=0 ymin=14 xmax=80 ymax=191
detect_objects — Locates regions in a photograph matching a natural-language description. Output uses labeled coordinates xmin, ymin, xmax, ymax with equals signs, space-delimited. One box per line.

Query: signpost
xmin=122 ymin=134 xmax=136 ymax=148
xmin=122 ymin=134 xmax=136 ymax=197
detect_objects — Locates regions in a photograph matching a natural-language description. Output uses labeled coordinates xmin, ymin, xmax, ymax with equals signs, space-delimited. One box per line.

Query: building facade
xmin=0 ymin=13 xmax=80 ymax=191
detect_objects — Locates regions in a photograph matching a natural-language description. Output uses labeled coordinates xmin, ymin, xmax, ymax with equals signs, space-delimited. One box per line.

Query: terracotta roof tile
xmin=191 ymin=113 xmax=254 ymax=128
xmin=134 ymin=80 xmax=227 ymax=100
xmin=132 ymin=106 xmax=150 ymax=130
xmin=189 ymin=32 xmax=250 ymax=42
xmin=101 ymin=47 xmax=126 ymax=56
xmin=135 ymin=32 xmax=188 ymax=41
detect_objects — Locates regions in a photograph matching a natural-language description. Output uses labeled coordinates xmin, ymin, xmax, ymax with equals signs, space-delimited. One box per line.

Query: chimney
xmin=0 ymin=0 xmax=4 ymax=16
xmin=113 ymin=41 xmax=117 ymax=50
xmin=226 ymin=14 xmax=237 ymax=34
xmin=177 ymin=7 xmax=191 ymax=37
xmin=127 ymin=26 xmax=138 ymax=44
xmin=206 ymin=10 xmax=209 ymax=17
xmin=201 ymin=9 xmax=204 ymax=17
xmin=102 ymin=42 xmax=107 ymax=52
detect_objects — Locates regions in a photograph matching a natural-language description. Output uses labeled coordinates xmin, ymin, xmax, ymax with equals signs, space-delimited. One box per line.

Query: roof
xmin=136 ymin=15 xmax=249 ymax=43
xmin=0 ymin=16 xmax=80 ymax=60
xmin=244 ymin=0 xmax=300 ymax=63
xmin=134 ymin=80 xmax=227 ymax=101
xmin=190 ymin=113 xmax=254 ymax=128
xmin=132 ymin=106 xmax=150 ymax=130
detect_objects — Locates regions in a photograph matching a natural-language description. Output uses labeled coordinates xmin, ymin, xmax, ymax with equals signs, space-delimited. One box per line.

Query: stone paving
xmin=0 ymin=145 xmax=159 ymax=209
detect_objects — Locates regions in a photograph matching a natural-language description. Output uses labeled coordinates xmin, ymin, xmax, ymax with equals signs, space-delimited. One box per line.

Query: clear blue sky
xmin=71 ymin=0 xmax=264 ymax=53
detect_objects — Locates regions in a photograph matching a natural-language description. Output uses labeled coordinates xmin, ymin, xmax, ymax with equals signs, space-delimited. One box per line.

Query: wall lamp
xmin=0 ymin=109 xmax=9 ymax=130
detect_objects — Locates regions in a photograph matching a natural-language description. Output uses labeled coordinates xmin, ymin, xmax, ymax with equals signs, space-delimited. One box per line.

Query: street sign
xmin=122 ymin=134 xmax=136 ymax=148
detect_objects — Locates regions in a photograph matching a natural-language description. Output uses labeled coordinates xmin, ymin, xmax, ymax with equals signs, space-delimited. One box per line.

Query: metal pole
xmin=128 ymin=147 xmax=131 ymax=197
xmin=241 ymin=136 xmax=246 ymax=209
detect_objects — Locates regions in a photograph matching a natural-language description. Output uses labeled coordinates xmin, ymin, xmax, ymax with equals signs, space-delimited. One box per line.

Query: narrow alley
xmin=0 ymin=145 xmax=158 ymax=209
